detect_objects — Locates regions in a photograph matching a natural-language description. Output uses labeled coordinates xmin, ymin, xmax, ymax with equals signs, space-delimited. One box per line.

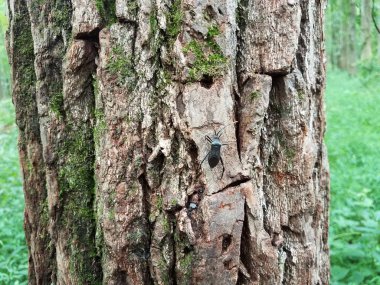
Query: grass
xmin=0 ymin=99 xmax=28 ymax=284
xmin=326 ymin=67 xmax=380 ymax=285
xmin=0 ymin=67 xmax=379 ymax=283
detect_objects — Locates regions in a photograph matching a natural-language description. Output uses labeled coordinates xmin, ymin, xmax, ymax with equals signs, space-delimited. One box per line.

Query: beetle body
xmin=208 ymin=137 xmax=222 ymax=168
xmin=201 ymin=132 xmax=226 ymax=178
xmin=200 ymin=122 xmax=237 ymax=179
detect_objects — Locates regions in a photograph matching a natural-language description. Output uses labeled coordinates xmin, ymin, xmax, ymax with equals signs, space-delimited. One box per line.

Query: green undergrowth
xmin=326 ymin=68 xmax=380 ymax=285
xmin=0 ymin=99 xmax=28 ymax=284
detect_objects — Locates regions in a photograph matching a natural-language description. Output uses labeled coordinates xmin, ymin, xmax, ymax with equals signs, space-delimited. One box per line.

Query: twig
xmin=372 ymin=0 xmax=380 ymax=34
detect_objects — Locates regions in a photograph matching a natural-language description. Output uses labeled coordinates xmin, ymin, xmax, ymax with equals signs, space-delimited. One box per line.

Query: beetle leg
xmin=205 ymin=135 xmax=212 ymax=143
xmin=201 ymin=151 xmax=209 ymax=165
xmin=219 ymin=156 xmax=225 ymax=179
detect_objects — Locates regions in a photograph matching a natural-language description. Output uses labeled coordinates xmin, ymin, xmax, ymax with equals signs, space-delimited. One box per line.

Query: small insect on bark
xmin=200 ymin=123 xmax=236 ymax=179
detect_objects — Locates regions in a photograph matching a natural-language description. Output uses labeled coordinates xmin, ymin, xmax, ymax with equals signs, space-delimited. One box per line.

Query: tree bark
xmin=8 ymin=0 xmax=329 ymax=284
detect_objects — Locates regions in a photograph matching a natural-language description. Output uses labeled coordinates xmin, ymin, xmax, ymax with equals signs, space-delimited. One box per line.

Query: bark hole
xmin=75 ymin=28 xmax=101 ymax=42
xmin=222 ymin=234 xmax=232 ymax=252
xmin=200 ymin=74 xmax=214 ymax=89
xmin=204 ymin=5 xmax=217 ymax=20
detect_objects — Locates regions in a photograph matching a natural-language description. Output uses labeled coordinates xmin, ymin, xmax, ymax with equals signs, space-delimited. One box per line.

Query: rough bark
xmin=8 ymin=0 xmax=329 ymax=284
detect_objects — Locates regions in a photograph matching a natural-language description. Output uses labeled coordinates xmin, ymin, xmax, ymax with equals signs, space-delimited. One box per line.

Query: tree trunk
xmin=8 ymin=0 xmax=329 ymax=284
xmin=338 ymin=0 xmax=357 ymax=74
xmin=361 ymin=0 xmax=373 ymax=61
xmin=346 ymin=0 xmax=357 ymax=74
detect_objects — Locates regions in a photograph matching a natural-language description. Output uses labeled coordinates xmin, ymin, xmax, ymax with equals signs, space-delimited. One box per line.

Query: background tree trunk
xmin=361 ymin=0 xmax=373 ymax=61
xmin=8 ymin=0 xmax=329 ymax=284
xmin=338 ymin=0 xmax=357 ymax=73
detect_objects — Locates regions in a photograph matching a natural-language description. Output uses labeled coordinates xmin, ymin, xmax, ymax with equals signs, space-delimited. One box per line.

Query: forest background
xmin=0 ymin=0 xmax=379 ymax=284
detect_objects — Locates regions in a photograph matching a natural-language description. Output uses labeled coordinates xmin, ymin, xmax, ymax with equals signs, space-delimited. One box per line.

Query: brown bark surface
xmin=8 ymin=0 xmax=329 ymax=284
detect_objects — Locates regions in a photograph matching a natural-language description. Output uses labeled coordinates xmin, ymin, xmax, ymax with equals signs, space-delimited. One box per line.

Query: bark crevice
xmin=236 ymin=201 xmax=251 ymax=285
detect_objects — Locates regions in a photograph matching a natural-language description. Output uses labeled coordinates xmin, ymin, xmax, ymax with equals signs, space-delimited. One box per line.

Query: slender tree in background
xmin=326 ymin=0 xmax=380 ymax=72
xmin=361 ymin=0 xmax=373 ymax=61
xmin=7 ymin=0 xmax=329 ymax=284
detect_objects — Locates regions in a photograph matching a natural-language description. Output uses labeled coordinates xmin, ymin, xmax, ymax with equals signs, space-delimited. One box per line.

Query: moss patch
xmin=175 ymin=232 xmax=194 ymax=284
xmin=52 ymin=2 xmax=72 ymax=31
xmin=250 ymin=90 xmax=260 ymax=101
xmin=58 ymin=131 xmax=94 ymax=195
xmin=166 ymin=0 xmax=183 ymax=43
xmin=183 ymin=25 xmax=227 ymax=81
xmin=57 ymin=128 xmax=101 ymax=284
xmin=106 ymin=44 xmax=136 ymax=89
xmin=50 ymin=92 xmax=64 ymax=117
xmin=12 ymin=15 xmax=36 ymax=98
xmin=94 ymin=109 xmax=106 ymax=146
xmin=95 ymin=0 xmax=117 ymax=26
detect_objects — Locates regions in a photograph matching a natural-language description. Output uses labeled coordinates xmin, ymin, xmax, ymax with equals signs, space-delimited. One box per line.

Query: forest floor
xmin=326 ymin=68 xmax=380 ymax=285
xmin=0 ymin=68 xmax=379 ymax=284
xmin=0 ymin=99 xmax=27 ymax=283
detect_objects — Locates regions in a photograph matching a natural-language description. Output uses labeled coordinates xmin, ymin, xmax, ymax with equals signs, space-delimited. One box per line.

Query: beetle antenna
xmin=205 ymin=135 xmax=213 ymax=143
xmin=216 ymin=121 xmax=238 ymax=137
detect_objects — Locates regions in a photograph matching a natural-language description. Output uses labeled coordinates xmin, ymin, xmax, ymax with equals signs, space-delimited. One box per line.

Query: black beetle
xmin=200 ymin=127 xmax=229 ymax=179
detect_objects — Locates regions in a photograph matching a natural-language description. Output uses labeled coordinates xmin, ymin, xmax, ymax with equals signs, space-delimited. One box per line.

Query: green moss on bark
xmin=52 ymin=1 xmax=72 ymax=31
xmin=106 ymin=44 xmax=136 ymax=89
xmin=50 ymin=92 xmax=64 ymax=117
xmin=183 ymin=26 xmax=227 ymax=81
xmin=94 ymin=109 xmax=106 ymax=146
xmin=58 ymin=131 xmax=94 ymax=195
xmin=95 ymin=0 xmax=117 ymax=26
xmin=11 ymin=2 xmax=54 ymax=283
xmin=58 ymin=129 xmax=101 ymax=284
xmin=175 ymin=231 xmax=194 ymax=284
xmin=12 ymin=14 xmax=36 ymax=102
xmin=166 ymin=0 xmax=183 ymax=43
